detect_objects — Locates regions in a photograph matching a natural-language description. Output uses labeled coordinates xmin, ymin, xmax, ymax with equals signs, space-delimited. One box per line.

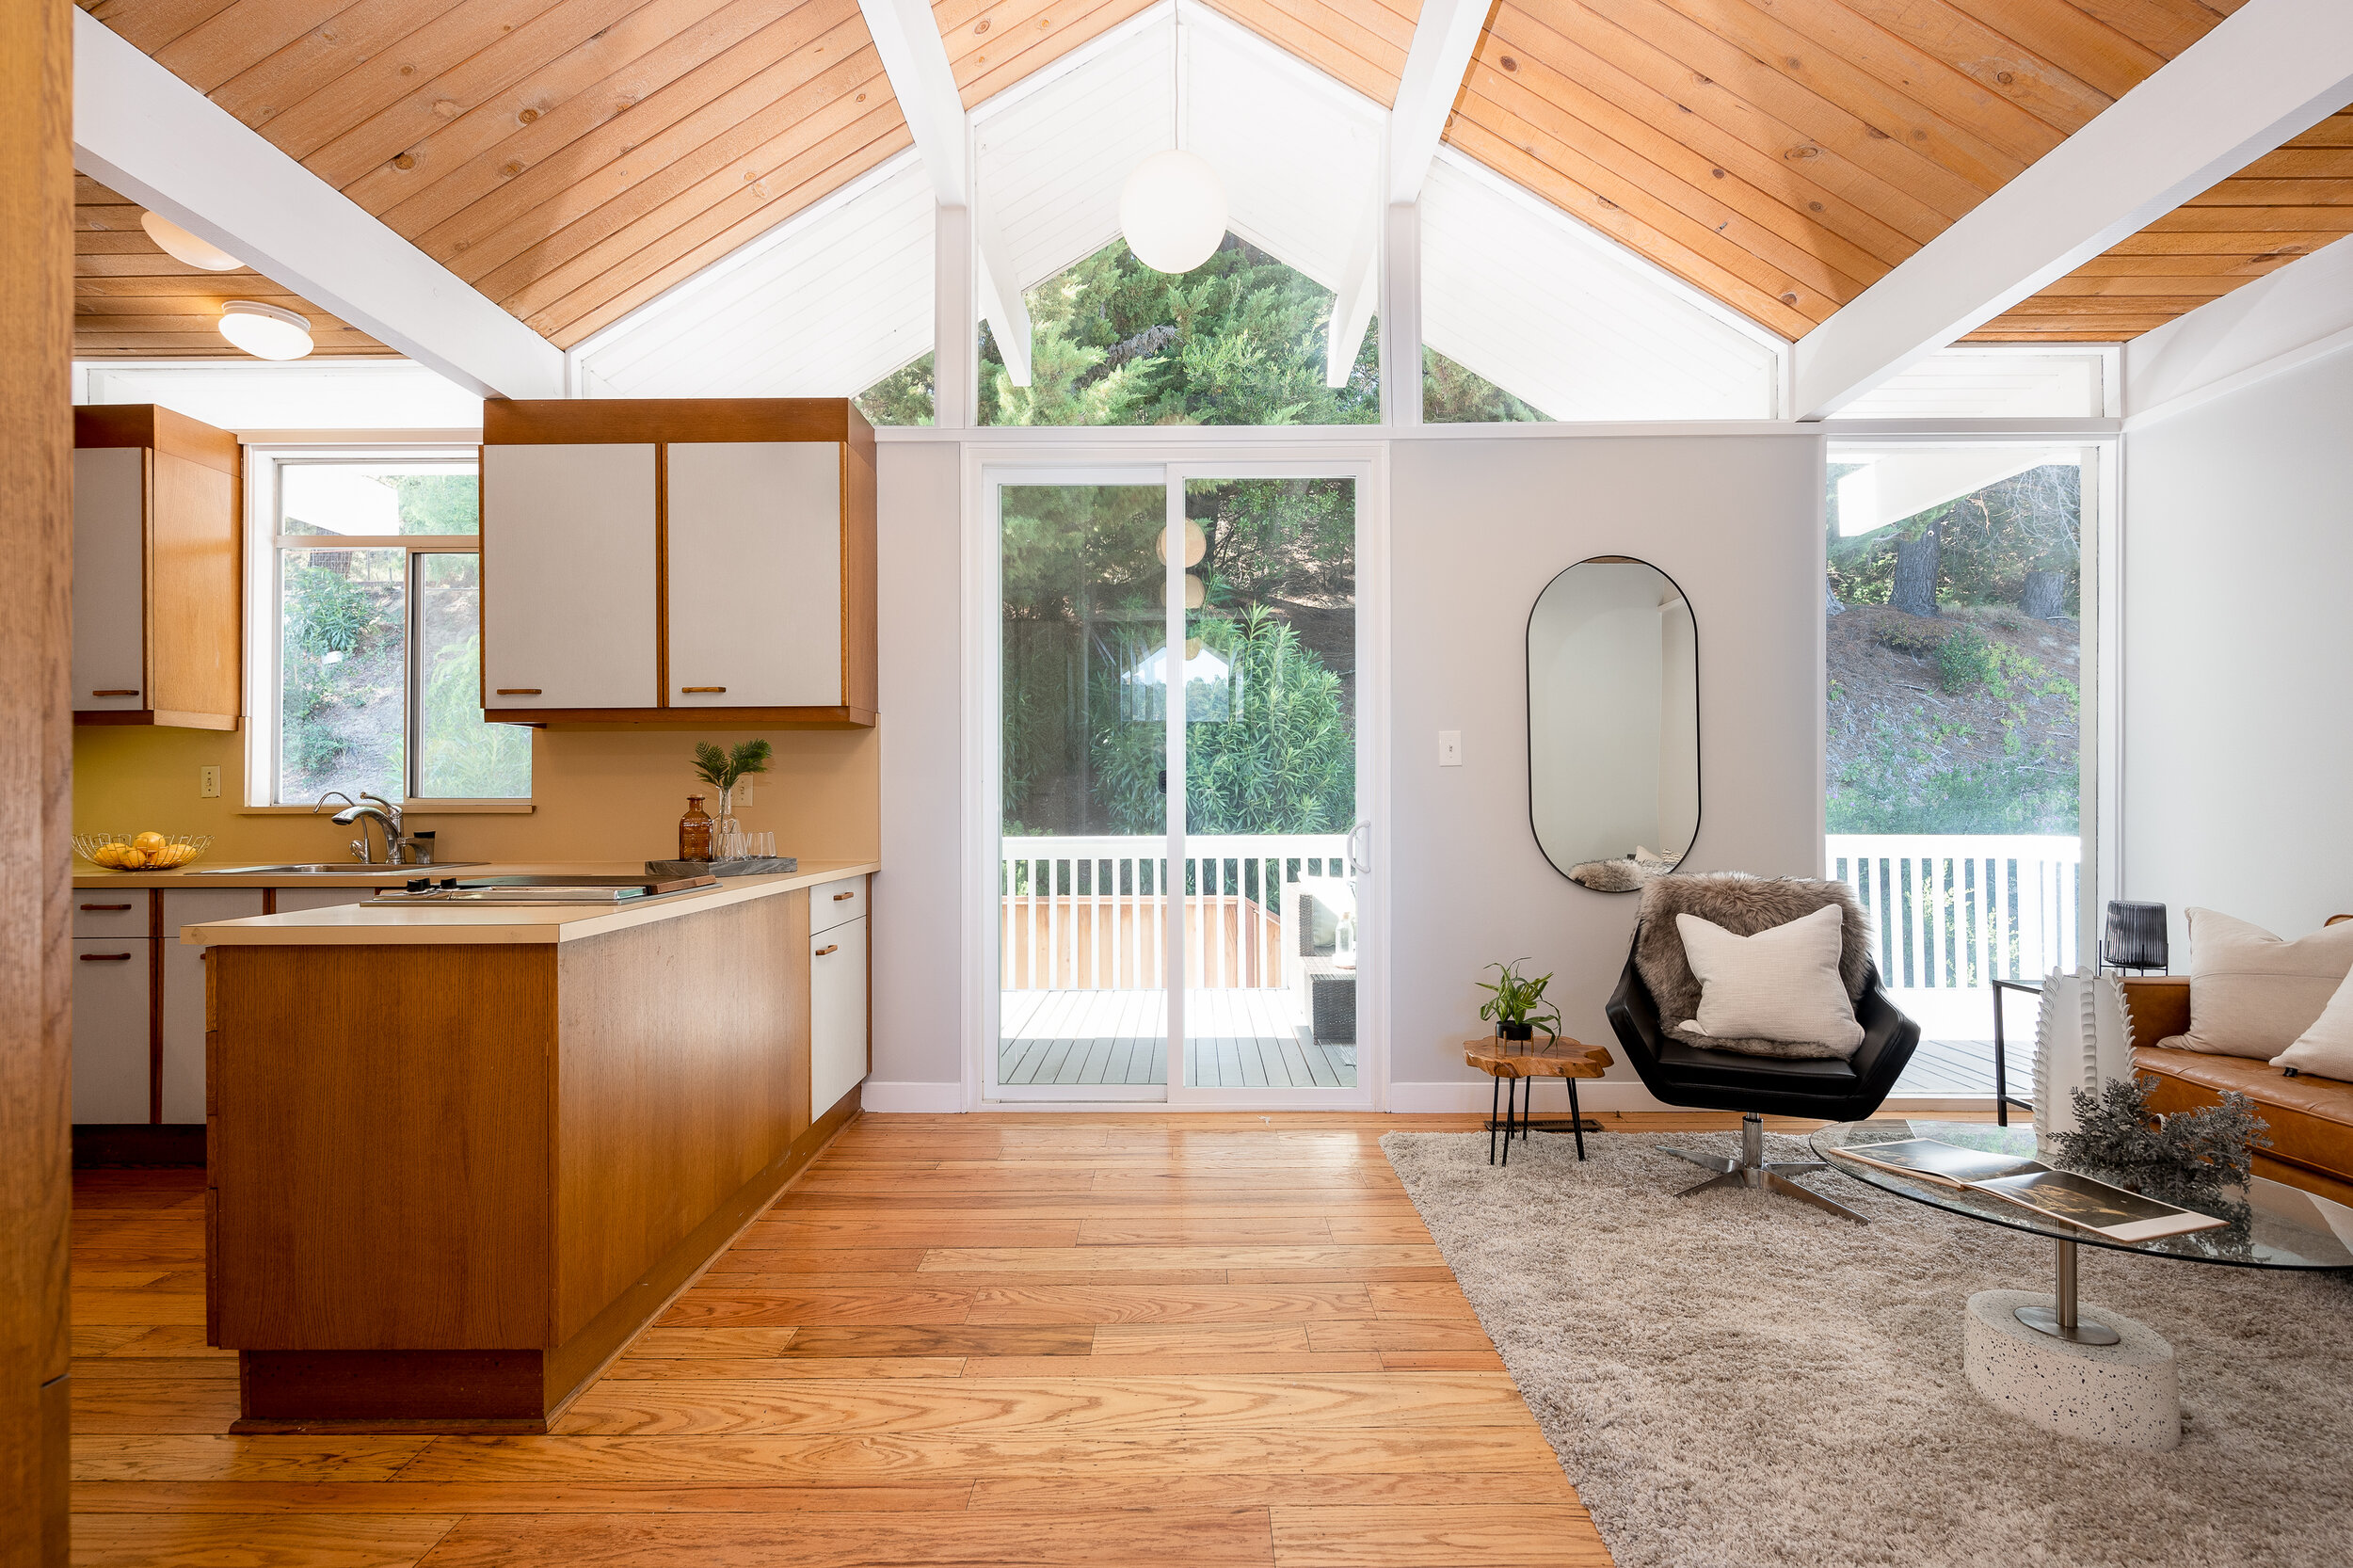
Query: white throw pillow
xmin=2163 ymin=908 xmax=2353 ymax=1059
xmin=1673 ymin=904 xmax=1864 ymax=1052
xmin=2273 ymin=968 xmax=2353 ymax=1082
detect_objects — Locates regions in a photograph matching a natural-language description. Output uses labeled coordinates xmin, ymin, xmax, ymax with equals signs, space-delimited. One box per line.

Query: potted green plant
xmin=691 ymin=739 xmax=774 ymax=835
xmin=1478 ymin=958 xmax=1562 ymax=1043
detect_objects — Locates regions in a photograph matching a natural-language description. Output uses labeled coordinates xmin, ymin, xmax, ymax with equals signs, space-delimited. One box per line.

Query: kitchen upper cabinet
xmin=480 ymin=400 xmax=875 ymax=727
xmin=73 ymin=406 xmax=241 ymax=730
xmin=480 ymin=441 xmax=659 ymax=712
xmin=666 ymin=442 xmax=841 ymax=710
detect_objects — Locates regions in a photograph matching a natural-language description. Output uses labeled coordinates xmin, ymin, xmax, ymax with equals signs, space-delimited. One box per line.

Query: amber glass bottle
xmin=679 ymin=796 xmax=715 ymax=861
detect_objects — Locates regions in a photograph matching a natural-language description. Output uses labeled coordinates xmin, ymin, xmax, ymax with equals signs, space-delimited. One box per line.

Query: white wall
xmin=867 ymin=440 xmax=968 ymax=1108
xmin=1386 ymin=435 xmax=1824 ymax=1106
xmin=2121 ymin=346 xmax=2353 ymax=953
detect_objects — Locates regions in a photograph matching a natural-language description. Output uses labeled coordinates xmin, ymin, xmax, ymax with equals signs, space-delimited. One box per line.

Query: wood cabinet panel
xmin=145 ymin=452 xmax=239 ymax=723
xmin=71 ymin=446 xmax=146 ymax=712
xmin=810 ymin=915 xmax=868 ymax=1120
xmin=71 ymin=937 xmax=152 ymax=1124
xmin=664 ymin=441 xmax=842 ymax=709
xmin=157 ymin=891 xmax=263 ymax=1126
xmin=480 ymin=442 xmax=659 ymax=712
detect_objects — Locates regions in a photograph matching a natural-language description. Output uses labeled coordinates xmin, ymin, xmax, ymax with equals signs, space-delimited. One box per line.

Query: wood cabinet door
xmin=809 ymin=916 xmax=868 ymax=1119
xmin=72 ymin=447 xmax=147 ymax=712
xmin=665 ymin=442 xmax=842 ymax=709
xmin=159 ymin=892 xmax=264 ymax=1124
xmin=72 ymin=937 xmax=152 ymax=1124
xmin=482 ymin=442 xmax=659 ymax=711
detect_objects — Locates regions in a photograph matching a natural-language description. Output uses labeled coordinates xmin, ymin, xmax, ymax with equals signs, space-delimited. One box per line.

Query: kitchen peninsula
xmin=181 ymin=860 xmax=874 ymax=1432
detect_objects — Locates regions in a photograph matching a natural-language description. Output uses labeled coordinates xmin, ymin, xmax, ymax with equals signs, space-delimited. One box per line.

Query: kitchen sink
xmin=193 ymin=861 xmax=488 ymax=875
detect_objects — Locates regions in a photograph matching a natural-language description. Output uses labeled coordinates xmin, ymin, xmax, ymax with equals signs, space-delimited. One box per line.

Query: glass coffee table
xmin=1814 ymin=1120 xmax=2353 ymax=1448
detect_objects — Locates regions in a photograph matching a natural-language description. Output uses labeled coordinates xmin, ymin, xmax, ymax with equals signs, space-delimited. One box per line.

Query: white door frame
xmin=962 ymin=441 xmax=1389 ymax=1111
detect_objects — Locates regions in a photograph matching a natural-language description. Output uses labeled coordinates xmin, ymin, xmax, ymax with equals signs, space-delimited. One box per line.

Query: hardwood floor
xmin=65 ymin=1111 xmax=1868 ymax=1565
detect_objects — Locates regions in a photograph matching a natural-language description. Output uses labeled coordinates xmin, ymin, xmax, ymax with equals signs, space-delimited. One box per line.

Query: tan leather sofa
xmin=2124 ymin=970 xmax=2353 ymax=1208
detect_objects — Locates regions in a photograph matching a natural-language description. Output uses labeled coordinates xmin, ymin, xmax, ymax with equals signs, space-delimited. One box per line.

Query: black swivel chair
xmin=1605 ymin=920 xmax=1922 ymax=1224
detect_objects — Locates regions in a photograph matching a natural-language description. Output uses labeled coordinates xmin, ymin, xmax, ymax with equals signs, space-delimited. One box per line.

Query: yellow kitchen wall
xmin=72 ymin=723 xmax=881 ymax=866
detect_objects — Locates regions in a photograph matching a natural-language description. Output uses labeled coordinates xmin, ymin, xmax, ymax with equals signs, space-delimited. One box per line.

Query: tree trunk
xmin=1825 ymin=584 xmax=1845 ymax=616
xmin=2020 ymin=569 xmax=2065 ymax=620
xmin=1890 ymin=527 xmax=1941 ymax=616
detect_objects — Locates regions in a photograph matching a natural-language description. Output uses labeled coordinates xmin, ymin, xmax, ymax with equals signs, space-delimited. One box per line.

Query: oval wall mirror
xmin=1527 ymin=556 xmax=1700 ymax=892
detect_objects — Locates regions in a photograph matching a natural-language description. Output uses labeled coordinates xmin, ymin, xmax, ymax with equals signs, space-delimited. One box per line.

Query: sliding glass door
xmin=989 ymin=465 xmax=1369 ymax=1105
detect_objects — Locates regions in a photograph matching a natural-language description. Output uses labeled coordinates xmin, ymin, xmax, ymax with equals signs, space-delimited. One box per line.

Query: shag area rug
xmin=1382 ymin=1127 xmax=2353 ymax=1568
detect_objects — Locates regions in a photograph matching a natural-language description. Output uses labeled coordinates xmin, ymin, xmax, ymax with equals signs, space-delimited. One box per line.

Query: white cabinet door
xmin=72 ymin=447 xmax=147 ymax=712
xmin=159 ymin=891 xmax=264 ymax=1125
xmin=72 ymin=938 xmax=152 ymax=1124
xmin=809 ymin=915 xmax=868 ymax=1118
xmin=665 ymin=442 xmax=842 ymax=708
xmin=482 ymin=442 xmax=659 ymax=711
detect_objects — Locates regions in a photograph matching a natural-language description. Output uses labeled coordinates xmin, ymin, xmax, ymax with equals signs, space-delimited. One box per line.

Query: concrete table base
xmin=1964 ymin=1288 xmax=2180 ymax=1450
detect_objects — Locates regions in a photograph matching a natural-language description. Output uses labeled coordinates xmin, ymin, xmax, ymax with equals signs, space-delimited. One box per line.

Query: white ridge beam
xmin=1329 ymin=0 xmax=1486 ymax=384
xmin=72 ymin=8 xmax=561 ymax=400
xmin=856 ymin=0 xmax=1029 ymax=386
xmin=1794 ymin=0 xmax=2353 ymax=420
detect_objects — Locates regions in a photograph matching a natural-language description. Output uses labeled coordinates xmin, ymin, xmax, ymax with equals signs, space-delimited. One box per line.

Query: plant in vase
xmin=1478 ymin=958 xmax=1563 ymax=1044
xmin=691 ymin=739 xmax=775 ymax=854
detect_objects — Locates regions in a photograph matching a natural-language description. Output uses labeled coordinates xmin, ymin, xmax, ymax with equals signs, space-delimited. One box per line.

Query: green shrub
xmin=1871 ymin=618 xmax=1945 ymax=656
xmin=1935 ymin=627 xmax=1999 ymax=693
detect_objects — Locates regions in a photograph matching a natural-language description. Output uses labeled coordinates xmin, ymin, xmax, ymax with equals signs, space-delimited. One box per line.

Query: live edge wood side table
xmin=1464 ymin=1038 xmax=1613 ymax=1166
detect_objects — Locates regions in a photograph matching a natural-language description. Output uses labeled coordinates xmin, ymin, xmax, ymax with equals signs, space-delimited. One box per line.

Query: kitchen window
xmin=246 ymin=450 xmax=531 ymax=808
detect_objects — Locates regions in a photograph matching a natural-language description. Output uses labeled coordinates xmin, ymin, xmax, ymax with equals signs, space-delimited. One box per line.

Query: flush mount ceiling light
xmin=1118 ymin=3 xmax=1226 ymax=275
xmin=217 ymin=300 xmax=314 ymax=360
xmin=139 ymin=212 xmax=243 ymax=271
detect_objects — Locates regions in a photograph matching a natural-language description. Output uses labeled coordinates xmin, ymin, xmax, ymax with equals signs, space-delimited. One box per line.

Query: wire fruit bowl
xmin=74 ymin=833 xmax=212 ymax=871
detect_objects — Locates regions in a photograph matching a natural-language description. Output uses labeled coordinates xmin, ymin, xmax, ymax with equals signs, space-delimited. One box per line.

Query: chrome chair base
xmin=1661 ymin=1112 xmax=1865 ymax=1224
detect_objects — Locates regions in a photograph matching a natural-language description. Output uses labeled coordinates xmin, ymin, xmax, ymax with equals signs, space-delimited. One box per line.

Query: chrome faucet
xmin=317 ymin=792 xmax=407 ymax=864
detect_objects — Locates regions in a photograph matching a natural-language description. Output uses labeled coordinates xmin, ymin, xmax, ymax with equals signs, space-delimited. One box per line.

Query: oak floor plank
xmin=70 ymin=1512 xmax=459 ymax=1567
xmin=603 ymin=1356 xmax=971 ymax=1381
xmin=917 ymin=1244 xmax=1446 ymax=1273
xmin=71 ymin=1377 xmax=242 ymax=1432
xmin=70 ymin=1434 xmax=436 ymax=1482
xmin=72 ymin=1480 xmax=980 ymax=1513
xmin=1271 ymin=1503 xmax=1609 ymax=1566
xmin=965 ymin=1285 xmax=1377 ymax=1324
xmin=961 ymin=1352 xmax=1388 ymax=1377
xmin=969 ymin=1471 xmax=1586 ymax=1510
xmin=408 ymin=1508 xmax=1277 ymax=1566
xmin=1091 ymin=1322 xmax=1316 ymax=1353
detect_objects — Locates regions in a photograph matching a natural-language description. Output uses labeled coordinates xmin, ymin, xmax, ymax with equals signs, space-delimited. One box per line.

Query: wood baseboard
xmin=229 ymin=1092 xmax=863 ymax=1433
xmin=72 ymin=1124 xmax=205 ymax=1167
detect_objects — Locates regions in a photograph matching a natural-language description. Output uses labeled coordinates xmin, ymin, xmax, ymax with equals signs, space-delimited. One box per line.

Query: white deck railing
xmin=1000 ymin=834 xmax=1350 ymax=993
xmin=1827 ymin=834 xmax=2081 ymax=992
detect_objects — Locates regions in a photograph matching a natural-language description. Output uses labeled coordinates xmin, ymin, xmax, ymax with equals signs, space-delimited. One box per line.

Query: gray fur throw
xmin=1634 ymin=873 xmax=1876 ymax=1061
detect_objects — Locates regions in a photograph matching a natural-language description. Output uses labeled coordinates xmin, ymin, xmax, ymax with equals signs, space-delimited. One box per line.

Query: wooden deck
xmin=1894 ymin=1036 xmax=2028 ymax=1100
xmin=66 ymin=1114 xmax=1614 ymax=1567
xmin=1000 ymin=990 xmax=1357 ymax=1090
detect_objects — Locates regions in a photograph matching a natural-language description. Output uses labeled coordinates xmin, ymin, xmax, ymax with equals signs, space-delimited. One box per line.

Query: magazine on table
xmin=1830 ymin=1138 xmax=2228 ymax=1243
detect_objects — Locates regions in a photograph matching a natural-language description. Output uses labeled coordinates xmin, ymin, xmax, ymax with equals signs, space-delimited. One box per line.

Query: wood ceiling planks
xmin=938 ymin=0 xmax=1163 ymax=110
xmin=82 ymin=0 xmax=911 ymax=348
xmin=1198 ymin=0 xmax=1422 ymax=108
xmin=1970 ymin=108 xmax=2353 ymax=340
xmin=1437 ymin=0 xmax=2235 ymax=340
xmin=72 ymin=175 xmax=395 ymax=357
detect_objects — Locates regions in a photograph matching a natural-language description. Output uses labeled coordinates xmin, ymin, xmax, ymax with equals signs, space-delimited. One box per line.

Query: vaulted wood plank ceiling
xmin=76 ymin=0 xmax=2329 ymax=360
xmin=1969 ymin=107 xmax=2353 ymax=339
xmin=73 ymin=175 xmax=394 ymax=357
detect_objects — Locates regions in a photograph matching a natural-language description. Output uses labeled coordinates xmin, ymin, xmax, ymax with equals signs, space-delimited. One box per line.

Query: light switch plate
xmin=199 ymin=765 xmax=221 ymax=799
xmin=1438 ymin=730 xmax=1462 ymax=767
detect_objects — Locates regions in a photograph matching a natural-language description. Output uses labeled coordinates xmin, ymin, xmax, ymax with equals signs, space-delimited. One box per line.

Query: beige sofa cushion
xmin=2273 ymin=969 xmax=2353 ymax=1082
xmin=2158 ymin=908 xmax=2353 ymax=1059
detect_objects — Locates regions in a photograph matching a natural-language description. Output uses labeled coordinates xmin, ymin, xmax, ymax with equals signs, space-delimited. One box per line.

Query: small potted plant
xmin=1478 ymin=958 xmax=1563 ymax=1043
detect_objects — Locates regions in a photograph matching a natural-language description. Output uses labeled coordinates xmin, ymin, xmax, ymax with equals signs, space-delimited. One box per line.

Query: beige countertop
xmin=76 ymin=857 xmax=719 ymax=889
xmin=172 ymin=860 xmax=879 ymax=947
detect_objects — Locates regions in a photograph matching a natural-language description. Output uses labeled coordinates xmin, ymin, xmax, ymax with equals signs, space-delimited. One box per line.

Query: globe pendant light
xmin=1119 ymin=4 xmax=1225 ymax=275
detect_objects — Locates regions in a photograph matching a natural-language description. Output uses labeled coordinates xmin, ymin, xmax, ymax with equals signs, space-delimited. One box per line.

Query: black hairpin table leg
xmin=1567 ymin=1075 xmax=1586 ymax=1160
xmin=1489 ymin=1075 xmax=1501 ymax=1166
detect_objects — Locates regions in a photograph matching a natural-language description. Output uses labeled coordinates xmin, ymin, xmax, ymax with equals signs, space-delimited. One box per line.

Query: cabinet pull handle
xmin=80 ymin=952 xmax=135 ymax=963
xmin=81 ymin=904 xmax=135 ymax=912
xmin=91 ymin=689 xmax=139 ymax=697
xmin=814 ymin=943 xmax=839 ymax=957
xmin=832 ymin=890 xmax=856 ymax=902
xmin=680 ymin=686 xmax=727 ymax=694
xmin=495 ymin=688 xmax=542 ymax=696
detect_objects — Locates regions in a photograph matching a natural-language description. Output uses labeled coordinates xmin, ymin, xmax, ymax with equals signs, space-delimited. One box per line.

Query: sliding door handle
xmin=1347 ymin=820 xmax=1371 ymax=876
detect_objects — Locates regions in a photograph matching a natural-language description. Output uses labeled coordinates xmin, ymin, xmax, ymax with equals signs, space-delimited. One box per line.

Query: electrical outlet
xmin=1438 ymin=730 xmax=1462 ymax=767
xmin=735 ymin=777 xmax=753 ymax=805
xmin=199 ymin=765 xmax=221 ymax=799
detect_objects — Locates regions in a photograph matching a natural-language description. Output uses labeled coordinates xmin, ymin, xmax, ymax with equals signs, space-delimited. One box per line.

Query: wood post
xmin=0 ymin=0 xmax=75 ymax=1559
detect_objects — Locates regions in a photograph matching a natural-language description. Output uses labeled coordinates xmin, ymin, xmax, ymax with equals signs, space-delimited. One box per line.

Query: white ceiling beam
xmin=856 ymin=0 xmax=1030 ymax=385
xmin=72 ymin=8 xmax=561 ymax=401
xmin=1385 ymin=0 xmax=1491 ymax=205
xmin=1793 ymin=0 xmax=2353 ymax=421
xmin=1326 ymin=0 xmax=1486 ymax=382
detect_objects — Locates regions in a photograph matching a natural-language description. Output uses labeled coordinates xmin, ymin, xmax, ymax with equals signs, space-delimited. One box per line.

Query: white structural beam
xmin=856 ymin=0 xmax=1029 ymax=390
xmin=1328 ymin=0 xmax=1486 ymax=385
xmin=1793 ymin=0 xmax=2353 ymax=420
xmin=72 ymin=8 xmax=561 ymax=400
xmin=2123 ymin=232 xmax=2353 ymax=426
